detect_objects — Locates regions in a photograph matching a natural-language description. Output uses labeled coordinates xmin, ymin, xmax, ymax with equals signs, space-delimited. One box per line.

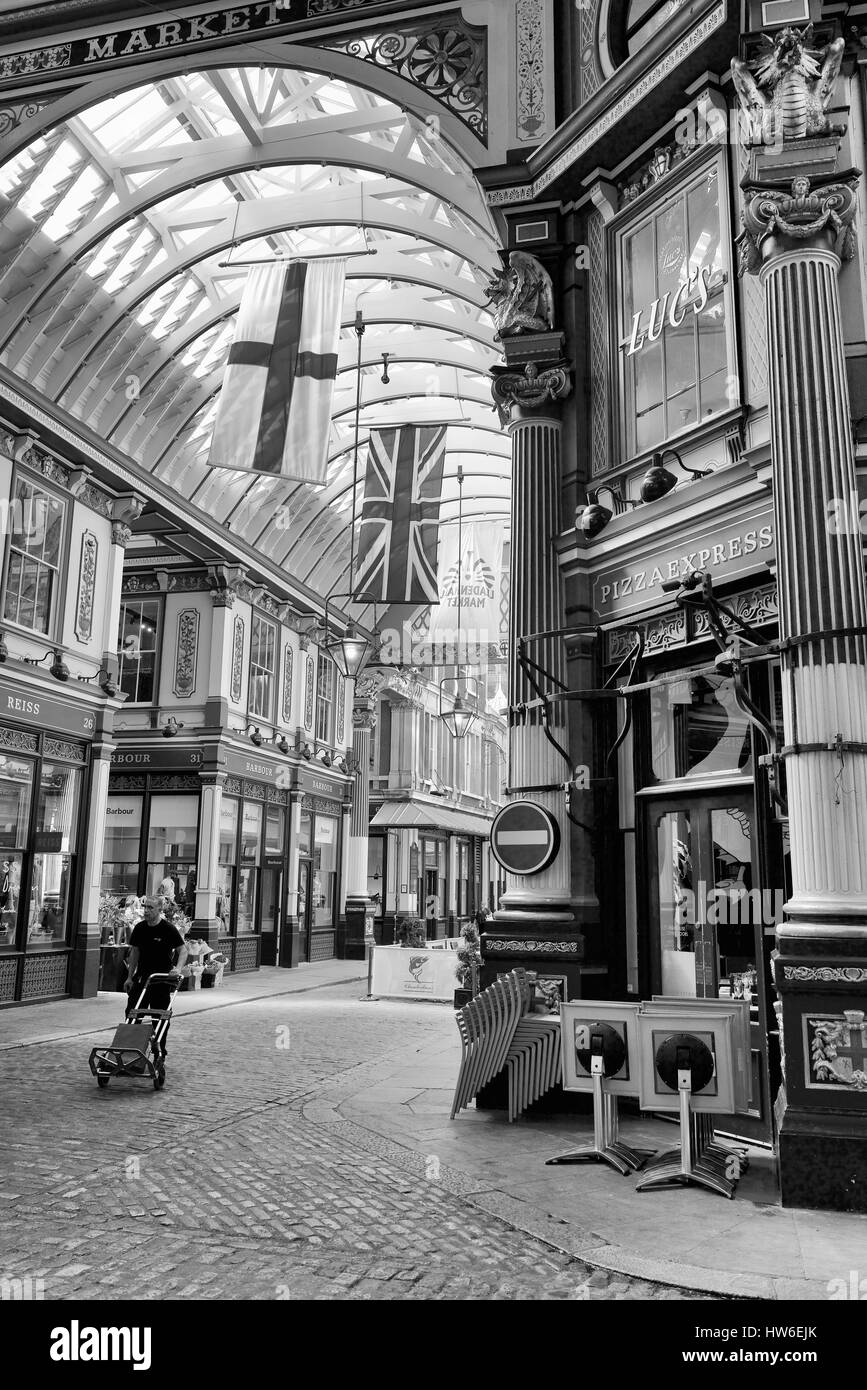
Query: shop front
xmin=214 ymin=749 xmax=292 ymax=973
xmin=592 ymin=503 xmax=784 ymax=1143
xmin=294 ymin=784 xmax=344 ymax=964
xmin=367 ymin=800 xmax=493 ymax=940
xmin=0 ymin=686 xmax=98 ymax=1004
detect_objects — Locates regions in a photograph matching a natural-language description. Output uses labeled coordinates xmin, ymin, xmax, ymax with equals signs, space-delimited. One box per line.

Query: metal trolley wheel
xmin=153 ymin=1064 xmax=166 ymax=1091
xmin=96 ymin=1072 xmax=110 ymax=1089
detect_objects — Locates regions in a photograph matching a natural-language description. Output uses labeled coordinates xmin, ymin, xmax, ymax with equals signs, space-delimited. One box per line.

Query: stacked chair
xmin=451 ymin=968 xmax=562 ymax=1122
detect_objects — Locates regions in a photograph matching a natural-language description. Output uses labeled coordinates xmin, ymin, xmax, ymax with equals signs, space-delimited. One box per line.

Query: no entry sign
xmin=490 ymin=802 xmax=560 ymax=876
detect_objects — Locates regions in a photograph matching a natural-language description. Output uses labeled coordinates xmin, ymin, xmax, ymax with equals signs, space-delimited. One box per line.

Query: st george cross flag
xmin=208 ymin=258 xmax=345 ymax=484
xmin=354 ymin=426 xmax=447 ymax=603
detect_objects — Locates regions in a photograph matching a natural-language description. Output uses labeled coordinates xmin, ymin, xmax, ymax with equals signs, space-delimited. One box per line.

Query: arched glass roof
xmin=0 ymin=64 xmax=510 ymax=609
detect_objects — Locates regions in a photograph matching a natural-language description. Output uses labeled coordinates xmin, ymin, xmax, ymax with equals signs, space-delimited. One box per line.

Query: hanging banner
xmin=354 ymin=426 xmax=446 ymax=603
xmin=208 ymin=258 xmax=345 ymax=484
xmin=424 ymin=520 xmax=505 ymax=665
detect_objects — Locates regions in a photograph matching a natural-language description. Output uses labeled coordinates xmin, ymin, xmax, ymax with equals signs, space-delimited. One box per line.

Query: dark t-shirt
xmin=128 ymin=918 xmax=184 ymax=983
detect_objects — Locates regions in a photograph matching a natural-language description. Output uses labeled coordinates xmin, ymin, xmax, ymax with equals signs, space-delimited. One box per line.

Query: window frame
xmin=248 ymin=610 xmax=278 ymax=724
xmin=117 ymin=595 xmax=163 ymax=705
xmin=612 ymin=149 xmax=738 ymax=467
xmin=1 ymin=468 xmax=70 ymax=641
xmin=315 ymin=652 xmax=335 ymax=745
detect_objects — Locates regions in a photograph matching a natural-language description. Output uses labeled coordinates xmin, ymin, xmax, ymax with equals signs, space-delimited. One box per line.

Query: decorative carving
xmin=731 ymin=27 xmax=844 ymax=145
xmin=44 ymin=738 xmax=86 ymax=763
xmin=336 ymin=676 xmax=346 ymax=744
xmin=786 ymin=965 xmax=867 ymax=982
xmin=322 ymin=12 xmax=488 ymax=142
xmin=111 ymin=522 xmax=132 ymax=548
xmin=0 ymin=726 xmax=39 ymax=753
xmin=485 ymin=939 xmax=583 ymax=957
xmin=0 ymin=99 xmax=48 ymax=137
xmin=304 ymin=655 xmax=315 ymax=731
xmin=283 ymin=645 xmax=294 ymax=724
xmin=231 ymin=616 xmax=245 ymax=704
xmin=618 ymin=139 xmax=698 ymax=207
xmin=149 ymin=774 xmax=200 ymax=791
xmin=491 ymin=361 xmax=571 ymax=425
xmin=207 ymin=563 xmax=247 ymax=608
xmin=74 ymin=531 xmax=98 ymax=644
xmin=39 ymin=456 xmax=70 ymax=488
xmin=516 ymin=0 xmax=547 ymax=142
xmin=485 ymin=252 xmax=554 ymax=339
xmin=738 ymin=176 xmax=859 ymax=275
xmin=0 ymin=44 xmax=71 ymax=80
xmin=309 ymin=795 xmax=342 ymax=815
xmin=173 ymin=608 xmax=200 ymax=699
xmin=243 ymin=780 xmax=266 ymax=800
xmin=486 ymin=3 xmax=727 ymax=206
xmin=353 ymin=706 xmax=377 ymax=731
xmin=20 ymin=952 xmax=69 ymax=999
xmin=122 ymin=575 xmax=160 ymax=593
xmin=267 ymin=785 xmax=289 ymax=805
xmin=807 ymin=1011 xmax=867 ymax=1090
xmin=76 ymin=483 xmax=112 ymax=519
xmin=108 ymin=775 xmax=146 ymax=792
xmin=588 ymin=209 xmax=610 ymax=476
xmin=225 ymin=776 xmax=243 ymax=796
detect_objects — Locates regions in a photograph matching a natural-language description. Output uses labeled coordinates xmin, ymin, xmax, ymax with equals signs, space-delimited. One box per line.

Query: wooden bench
xmin=451 ymin=968 xmax=562 ymax=1122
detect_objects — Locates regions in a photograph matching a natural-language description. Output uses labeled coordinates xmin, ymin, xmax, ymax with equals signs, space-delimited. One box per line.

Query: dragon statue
xmin=731 ymin=25 xmax=844 ymax=144
xmin=485 ymin=251 xmax=555 ymax=339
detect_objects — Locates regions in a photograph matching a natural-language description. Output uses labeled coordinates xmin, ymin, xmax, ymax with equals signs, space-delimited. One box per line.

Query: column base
xmin=70 ymin=924 xmax=100 ymax=999
xmin=480 ymin=909 xmax=584 ymax=1001
xmin=190 ymin=918 xmax=223 ymax=949
xmin=341 ymin=896 xmax=374 ymax=961
xmin=777 ymin=1095 xmax=867 ymax=1211
xmin=773 ymin=925 xmax=867 ymax=1210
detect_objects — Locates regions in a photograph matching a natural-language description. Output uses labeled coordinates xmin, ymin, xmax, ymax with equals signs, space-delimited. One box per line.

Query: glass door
xmin=297 ymin=860 xmax=312 ymax=963
xmin=646 ymin=790 xmax=774 ymax=1143
xmin=260 ymin=867 xmax=281 ymax=967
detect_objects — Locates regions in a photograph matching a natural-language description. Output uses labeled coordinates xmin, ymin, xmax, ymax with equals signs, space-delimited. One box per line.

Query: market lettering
xmin=626 ymin=266 xmax=718 ymax=357
xmin=82 ymin=4 xmax=277 ymax=64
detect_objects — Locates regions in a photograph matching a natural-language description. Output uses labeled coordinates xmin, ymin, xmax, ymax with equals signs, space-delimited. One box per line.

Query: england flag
xmin=208 ymin=258 xmax=345 ymax=484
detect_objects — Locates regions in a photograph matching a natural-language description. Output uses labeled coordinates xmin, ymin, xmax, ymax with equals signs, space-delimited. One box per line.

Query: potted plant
xmin=454 ymin=919 xmax=482 ymax=1009
xmin=394 ymin=916 xmax=426 ymax=948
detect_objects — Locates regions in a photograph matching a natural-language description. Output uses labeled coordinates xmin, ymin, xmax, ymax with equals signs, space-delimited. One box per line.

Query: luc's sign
xmin=623 ymin=266 xmax=723 ymax=358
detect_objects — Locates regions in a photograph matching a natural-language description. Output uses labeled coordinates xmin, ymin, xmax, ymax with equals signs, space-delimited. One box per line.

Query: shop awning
xmin=369 ymin=800 xmax=493 ymax=839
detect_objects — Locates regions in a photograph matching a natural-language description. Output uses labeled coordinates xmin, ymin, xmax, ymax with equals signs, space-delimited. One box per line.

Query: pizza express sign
xmin=593 ymin=515 xmax=774 ymax=620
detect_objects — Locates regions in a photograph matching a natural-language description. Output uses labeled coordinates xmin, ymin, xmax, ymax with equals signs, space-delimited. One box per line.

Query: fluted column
xmin=342 ymin=700 xmax=375 ymax=957
xmin=481 ymin=334 xmax=583 ymax=1000
xmin=741 ymin=152 xmax=867 ymax=1210
xmin=193 ymin=772 xmax=225 ymax=946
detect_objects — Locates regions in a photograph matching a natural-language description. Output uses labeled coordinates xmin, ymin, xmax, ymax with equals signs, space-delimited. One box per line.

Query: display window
xmin=617 ymin=156 xmax=735 ymax=460
xmin=649 ymin=672 xmax=753 ymax=783
xmin=146 ymin=793 xmax=199 ymax=907
xmin=101 ymin=793 xmax=143 ymax=897
xmin=0 ymin=746 xmax=82 ymax=956
xmin=313 ymin=814 xmax=337 ymax=928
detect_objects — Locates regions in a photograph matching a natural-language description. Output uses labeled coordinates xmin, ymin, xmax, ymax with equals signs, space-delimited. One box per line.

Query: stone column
xmin=103 ymin=495 xmax=144 ymax=677
xmin=741 ymin=146 xmax=867 ymax=1210
xmin=485 ymin=333 xmax=584 ymax=997
xmin=342 ymin=700 xmax=376 ymax=959
xmin=70 ymin=725 xmax=115 ymax=997
xmin=193 ymin=772 xmax=225 ymax=947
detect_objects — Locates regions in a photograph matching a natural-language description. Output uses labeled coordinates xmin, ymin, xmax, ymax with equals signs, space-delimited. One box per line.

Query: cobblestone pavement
xmin=0 ymin=983 xmax=714 ymax=1301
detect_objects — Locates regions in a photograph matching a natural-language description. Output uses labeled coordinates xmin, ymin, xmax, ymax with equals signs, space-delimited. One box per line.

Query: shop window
xmin=249 ymin=613 xmax=277 ymax=722
xmin=28 ymin=761 xmax=80 ymax=947
xmin=313 ymin=814 xmax=338 ymax=927
xmin=265 ymin=805 xmax=284 ymax=856
xmin=0 ymin=755 xmax=32 ymax=952
xmin=118 ymin=599 xmax=160 ymax=703
xmin=315 ymin=654 xmax=335 ymax=743
xmin=2 ymin=477 xmax=65 ymax=636
xmin=145 ymin=793 xmax=198 ymax=908
xmin=217 ymin=798 xmax=238 ymax=933
xmin=617 ymin=159 xmax=734 ymax=460
xmin=237 ymin=800 xmax=262 ymax=934
xmin=649 ymin=673 xmax=752 ymax=783
xmin=101 ymin=793 xmax=143 ymax=898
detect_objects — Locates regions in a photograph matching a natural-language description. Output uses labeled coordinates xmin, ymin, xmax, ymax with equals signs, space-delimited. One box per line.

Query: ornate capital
xmin=353 ymin=707 xmax=377 ymax=731
xmin=491 ymin=359 xmax=572 ymax=424
xmin=111 ymin=521 xmax=133 ymax=548
xmin=111 ymin=493 xmax=145 ymax=527
xmin=207 ymin=562 xmax=247 ymax=608
xmin=738 ymin=174 xmax=859 ymax=275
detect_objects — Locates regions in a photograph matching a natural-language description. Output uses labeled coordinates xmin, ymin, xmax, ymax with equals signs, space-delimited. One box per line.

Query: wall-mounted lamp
xmin=576 ymin=484 xmax=638 ymax=540
xmin=639 ymin=447 xmax=711 ymax=503
xmin=299 ymin=742 xmax=313 ymax=761
xmin=24 ymin=648 xmax=70 ymax=681
xmin=245 ymin=724 xmax=264 ymax=746
xmin=316 ymin=749 xmax=334 ymax=768
xmin=380 ymin=352 xmax=391 ymax=385
xmin=76 ymin=663 xmax=118 ymax=697
xmin=273 ymin=734 xmax=290 ymax=755
xmin=163 ymin=716 xmax=184 ymax=738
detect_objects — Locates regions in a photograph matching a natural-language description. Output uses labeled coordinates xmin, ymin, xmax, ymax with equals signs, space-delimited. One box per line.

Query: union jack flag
xmin=354 ymin=426 xmax=446 ymax=603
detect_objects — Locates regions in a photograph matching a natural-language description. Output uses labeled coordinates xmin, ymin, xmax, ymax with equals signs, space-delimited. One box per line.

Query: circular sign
xmin=490 ymin=802 xmax=560 ymax=877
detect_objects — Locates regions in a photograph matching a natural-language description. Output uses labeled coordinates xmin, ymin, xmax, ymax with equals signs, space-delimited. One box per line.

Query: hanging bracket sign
xmin=490 ymin=802 xmax=560 ymax=876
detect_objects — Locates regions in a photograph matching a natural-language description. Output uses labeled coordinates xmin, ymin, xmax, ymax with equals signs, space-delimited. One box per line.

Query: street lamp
xmin=439 ymin=466 xmax=477 ymax=740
